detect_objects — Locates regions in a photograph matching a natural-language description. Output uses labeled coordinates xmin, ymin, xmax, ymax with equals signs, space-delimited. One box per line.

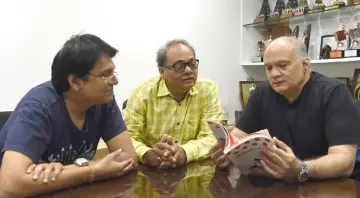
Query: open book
xmin=207 ymin=121 xmax=273 ymax=174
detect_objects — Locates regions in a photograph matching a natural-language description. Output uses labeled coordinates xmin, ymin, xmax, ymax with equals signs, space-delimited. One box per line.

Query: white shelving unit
xmin=240 ymin=0 xmax=360 ymax=78
xmin=242 ymin=57 xmax=360 ymax=66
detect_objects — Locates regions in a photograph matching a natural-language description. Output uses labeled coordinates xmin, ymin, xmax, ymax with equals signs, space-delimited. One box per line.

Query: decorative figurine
xmin=302 ymin=24 xmax=312 ymax=53
xmin=281 ymin=0 xmax=297 ymax=18
xmin=270 ymin=0 xmax=286 ymax=20
xmin=295 ymin=0 xmax=309 ymax=15
xmin=335 ymin=25 xmax=348 ymax=50
xmin=326 ymin=0 xmax=346 ymax=10
xmin=255 ymin=0 xmax=271 ymax=23
xmin=309 ymin=0 xmax=326 ymax=13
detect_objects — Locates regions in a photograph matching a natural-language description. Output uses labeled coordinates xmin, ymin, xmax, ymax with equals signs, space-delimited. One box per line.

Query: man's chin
xmin=272 ymin=86 xmax=288 ymax=94
xmin=181 ymin=83 xmax=194 ymax=90
xmin=101 ymin=95 xmax=114 ymax=104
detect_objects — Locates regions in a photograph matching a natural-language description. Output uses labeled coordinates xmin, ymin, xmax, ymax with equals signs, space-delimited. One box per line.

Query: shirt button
xmin=177 ymin=122 xmax=180 ymax=125
xmin=175 ymin=140 xmax=178 ymax=143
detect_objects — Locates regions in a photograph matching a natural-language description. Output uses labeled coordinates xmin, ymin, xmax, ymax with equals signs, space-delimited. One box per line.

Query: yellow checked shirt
xmin=123 ymin=76 xmax=222 ymax=163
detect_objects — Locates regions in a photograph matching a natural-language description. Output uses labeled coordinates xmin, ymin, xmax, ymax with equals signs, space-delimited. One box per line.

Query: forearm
xmin=306 ymin=154 xmax=355 ymax=179
xmin=0 ymin=164 xmax=93 ymax=197
xmin=180 ymin=135 xmax=217 ymax=163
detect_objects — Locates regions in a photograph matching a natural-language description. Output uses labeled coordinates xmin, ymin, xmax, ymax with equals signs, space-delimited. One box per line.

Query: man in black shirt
xmin=211 ymin=36 xmax=360 ymax=182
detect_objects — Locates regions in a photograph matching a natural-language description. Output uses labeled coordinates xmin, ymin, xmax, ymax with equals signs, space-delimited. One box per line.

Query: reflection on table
xmin=39 ymin=160 xmax=360 ymax=198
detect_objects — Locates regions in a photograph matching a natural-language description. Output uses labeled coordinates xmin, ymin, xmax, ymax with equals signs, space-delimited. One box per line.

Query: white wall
xmin=0 ymin=0 xmax=243 ymax=123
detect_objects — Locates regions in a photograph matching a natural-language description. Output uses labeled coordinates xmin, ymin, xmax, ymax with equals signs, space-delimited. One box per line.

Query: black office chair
xmin=122 ymin=99 xmax=128 ymax=110
xmin=0 ymin=111 xmax=12 ymax=131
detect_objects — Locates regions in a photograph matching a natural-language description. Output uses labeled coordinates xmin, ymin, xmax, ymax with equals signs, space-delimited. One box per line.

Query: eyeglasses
xmin=87 ymin=71 xmax=118 ymax=83
xmin=163 ymin=59 xmax=199 ymax=73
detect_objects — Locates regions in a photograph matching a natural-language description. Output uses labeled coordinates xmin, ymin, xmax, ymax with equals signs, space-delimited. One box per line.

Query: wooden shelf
xmin=241 ymin=57 xmax=360 ymax=66
xmin=243 ymin=4 xmax=360 ymax=28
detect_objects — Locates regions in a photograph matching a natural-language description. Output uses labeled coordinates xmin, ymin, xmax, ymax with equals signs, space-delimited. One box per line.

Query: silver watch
xmin=297 ymin=160 xmax=308 ymax=182
xmin=74 ymin=158 xmax=89 ymax=167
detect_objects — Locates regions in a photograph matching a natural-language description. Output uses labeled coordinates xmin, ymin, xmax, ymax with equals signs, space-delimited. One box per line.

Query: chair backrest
xmin=122 ymin=99 xmax=128 ymax=110
xmin=0 ymin=111 xmax=12 ymax=131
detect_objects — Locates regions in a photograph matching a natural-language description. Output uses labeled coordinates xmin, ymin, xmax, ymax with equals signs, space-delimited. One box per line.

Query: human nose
xmin=183 ymin=65 xmax=192 ymax=74
xmin=268 ymin=67 xmax=281 ymax=78
xmin=108 ymin=75 xmax=118 ymax=85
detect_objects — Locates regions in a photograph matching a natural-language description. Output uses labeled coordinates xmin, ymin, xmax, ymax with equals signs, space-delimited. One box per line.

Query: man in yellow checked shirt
xmin=123 ymin=39 xmax=222 ymax=168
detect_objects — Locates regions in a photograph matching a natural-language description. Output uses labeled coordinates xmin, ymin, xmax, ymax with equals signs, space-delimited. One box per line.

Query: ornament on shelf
xmin=270 ymin=0 xmax=286 ymax=20
xmin=302 ymin=24 xmax=312 ymax=53
xmin=292 ymin=25 xmax=300 ymax=38
xmin=326 ymin=0 xmax=346 ymax=10
xmin=280 ymin=0 xmax=297 ymax=18
xmin=295 ymin=0 xmax=309 ymax=15
xmin=335 ymin=24 xmax=348 ymax=50
xmin=253 ymin=35 xmax=272 ymax=63
xmin=255 ymin=0 xmax=271 ymax=23
xmin=309 ymin=0 xmax=326 ymax=13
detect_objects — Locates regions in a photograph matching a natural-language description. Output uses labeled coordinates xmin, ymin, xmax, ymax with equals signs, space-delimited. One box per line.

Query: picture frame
xmin=239 ymin=81 xmax=263 ymax=109
xmin=320 ymin=35 xmax=337 ymax=59
xmin=352 ymin=69 xmax=360 ymax=100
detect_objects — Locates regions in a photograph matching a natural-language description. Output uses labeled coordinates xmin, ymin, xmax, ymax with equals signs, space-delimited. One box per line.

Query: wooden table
xmin=38 ymin=160 xmax=360 ymax=198
xmin=93 ymin=138 xmax=109 ymax=160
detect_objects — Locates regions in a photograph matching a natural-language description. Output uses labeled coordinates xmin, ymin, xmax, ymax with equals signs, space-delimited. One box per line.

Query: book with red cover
xmin=207 ymin=120 xmax=273 ymax=174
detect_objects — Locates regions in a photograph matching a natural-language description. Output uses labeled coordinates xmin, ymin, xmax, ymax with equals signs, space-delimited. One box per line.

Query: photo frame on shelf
xmin=239 ymin=81 xmax=264 ymax=108
xmin=351 ymin=69 xmax=360 ymax=100
xmin=320 ymin=35 xmax=337 ymax=59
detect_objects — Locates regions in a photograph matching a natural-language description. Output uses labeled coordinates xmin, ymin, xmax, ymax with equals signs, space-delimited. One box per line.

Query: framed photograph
xmin=239 ymin=81 xmax=263 ymax=109
xmin=348 ymin=26 xmax=360 ymax=50
xmin=319 ymin=35 xmax=336 ymax=59
xmin=352 ymin=69 xmax=360 ymax=100
xmin=335 ymin=77 xmax=350 ymax=88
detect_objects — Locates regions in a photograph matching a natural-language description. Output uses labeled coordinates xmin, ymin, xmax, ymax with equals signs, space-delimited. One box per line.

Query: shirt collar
xmin=157 ymin=78 xmax=199 ymax=97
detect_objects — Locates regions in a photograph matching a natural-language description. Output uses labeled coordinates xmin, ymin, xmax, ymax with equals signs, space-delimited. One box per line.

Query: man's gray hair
xmin=266 ymin=36 xmax=308 ymax=61
xmin=156 ymin=39 xmax=196 ymax=67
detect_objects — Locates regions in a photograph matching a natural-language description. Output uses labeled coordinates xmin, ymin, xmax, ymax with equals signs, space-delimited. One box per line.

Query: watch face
xmin=299 ymin=172 xmax=308 ymax=182
xmin=75 ymin=158 xmax=89 ymax=166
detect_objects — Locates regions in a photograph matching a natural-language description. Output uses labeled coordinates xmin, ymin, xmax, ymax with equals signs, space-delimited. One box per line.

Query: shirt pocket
xmin=183 ymin=119 xmax=200 ymax=142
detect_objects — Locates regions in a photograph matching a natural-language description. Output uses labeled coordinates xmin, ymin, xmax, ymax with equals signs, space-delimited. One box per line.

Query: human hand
xmin=160 ymin=135 xmax=186 ymax=168
xmin=260 ymin=137 xmax=301 ymax=181
xmin=93 ymin=149 xmax=134 ymax=181
xmin=210 ymin=140 xmax=232 ymax=169
xmin=26 ymin=162 xmax=64 ymax=183
xmin=143 ymin=134 xmax=176 ymax=168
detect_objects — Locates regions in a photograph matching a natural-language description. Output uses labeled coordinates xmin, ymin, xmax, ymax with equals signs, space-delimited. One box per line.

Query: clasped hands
xmin=143 ymin=134 xmax=186 ymax=168
xmin=211 ymin=137 xmax=302 ymax=182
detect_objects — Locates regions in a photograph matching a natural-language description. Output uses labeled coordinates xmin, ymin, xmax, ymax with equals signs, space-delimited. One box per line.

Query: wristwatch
xmin=74 ymin=158 xmax=94 ymax=183
xmin=297 ymin=160 xmax=308 ymax=182
xmin=74 ymin=158 xmax=89 ymax=166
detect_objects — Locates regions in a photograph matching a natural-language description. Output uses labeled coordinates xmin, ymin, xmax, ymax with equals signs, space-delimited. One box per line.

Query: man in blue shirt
xmin=0 ymin=34 xmax=137 ymax=197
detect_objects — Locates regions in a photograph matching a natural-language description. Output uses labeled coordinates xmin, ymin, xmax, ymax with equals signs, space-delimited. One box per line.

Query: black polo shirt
xmin=237 ymin=71 xmax=360 ymax=160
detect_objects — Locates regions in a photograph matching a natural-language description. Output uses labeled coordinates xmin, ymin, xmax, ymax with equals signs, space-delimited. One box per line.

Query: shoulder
xmin=195 ymin=77 xmax=219 ymax=92
xmin=309 ymin=72 xmax=345 ymax=99
xmin=252 ymin=80 xmax=273 ymax=97
xmin=310 ymin=71 xmax=342 ymax=89
xmin=131 ymin=76 xmax=162 ymax=95
xmin=15 ymin=81 xmax=60 ymax=112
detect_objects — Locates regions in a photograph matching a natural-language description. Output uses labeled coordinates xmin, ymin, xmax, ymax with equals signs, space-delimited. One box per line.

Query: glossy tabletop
xmin=39 ymin=160 xmax=360 ymax=198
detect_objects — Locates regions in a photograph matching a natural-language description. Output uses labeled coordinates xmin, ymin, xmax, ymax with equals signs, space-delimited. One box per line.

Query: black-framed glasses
xmin=87 ymin=71 xmax=118 ymax=83
xmin=164 ymin=59 xmax=199 ymax=73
